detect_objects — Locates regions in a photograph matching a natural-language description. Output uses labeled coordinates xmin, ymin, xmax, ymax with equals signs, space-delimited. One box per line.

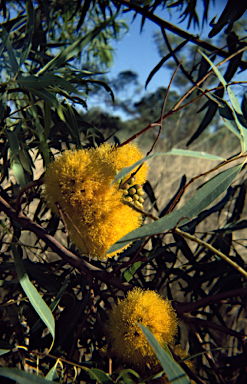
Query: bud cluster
xmin=121 ymin=176 xmax=145 ymax=209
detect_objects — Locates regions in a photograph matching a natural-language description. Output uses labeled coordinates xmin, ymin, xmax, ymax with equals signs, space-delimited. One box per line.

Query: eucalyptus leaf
xmin=115 ymin=148 xmax=223 ymax=184
xmin=108 ymin=164 xmax=243 ymax=254
xmin=19 ymin=0 xmax=34 ymax=67
xmin=45 ymin=361 xmax=59 ymax=381
xmin=0 ymin=349 xmax=10 ymax=356
xmin=88 ymin=368 xmax=115 ymax=384
xmin=12 ymin=159 xmax=26 ymax=187
xmin=11 ymin=245 xmax=55 ymax=348
xmin=139 ymin=325 xmax=190 ymax=384
xmin=199 ymin=50 xmax=227 ymax=88
xmin=0 ymin=368 xmax=55 ymax=384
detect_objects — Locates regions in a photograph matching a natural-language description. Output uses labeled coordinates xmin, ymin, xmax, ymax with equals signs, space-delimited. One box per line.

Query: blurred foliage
xmin=1 ymin=1 xmax=247 ymax=384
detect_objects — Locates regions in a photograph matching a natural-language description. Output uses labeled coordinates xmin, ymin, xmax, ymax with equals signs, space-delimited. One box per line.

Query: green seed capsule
xmin=135 ymin=201 xmax=143 ymax=209
xmin=130 ymin=177 xmax=136 ymax=185
xmin=139 ymin=197 xmax=144 ymax=203
xmin=137 ymin=189 xmax=144 ymax=196
xmin=129 ymin=187 xmax=136 ymax=195
xmin=135 ymin=184 xmax=142 ymax=190
xmin=133 ymin=194 xmax=139 ymax=201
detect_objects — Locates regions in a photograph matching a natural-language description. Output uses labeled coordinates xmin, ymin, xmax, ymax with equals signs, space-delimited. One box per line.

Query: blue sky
xmin=87 ymin=0 xmax=247 ymax=119
xmin=88 ymin=1 xmax=232 ymax=113
xmin=110 ymin=1 xmax=225 ymax=91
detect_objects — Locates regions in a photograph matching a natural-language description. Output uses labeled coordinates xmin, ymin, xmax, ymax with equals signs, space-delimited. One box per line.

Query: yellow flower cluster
xmin=107 ymin=288 xmax=195 ymax=383
xmin=44 ymin=143 xmax=149 ymax=259
xmin=107 ymin=288 xmax=178 ymax=368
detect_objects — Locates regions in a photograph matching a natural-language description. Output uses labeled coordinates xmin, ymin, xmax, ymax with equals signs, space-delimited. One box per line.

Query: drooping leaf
xmin=2 ymin=27 xmax=18 ymax=75
xmin=11 ymin=244 xmax=55 ymax=348
xmin=107 ymin=164 xmax=243 ymax=254
xmin=19 ymin=0 xmax=34 ymax=67
xmin=45 ymin=361 xmax=60 ymax=381
xmin=138 ymin=325 xmax=190 ymax=384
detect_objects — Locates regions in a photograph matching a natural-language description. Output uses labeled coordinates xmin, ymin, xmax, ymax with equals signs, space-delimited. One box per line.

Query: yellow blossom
xmin=107 ymin=288 xmax=178 ymax=367
xmin=43 ymin=143 xmax=148 ymax=259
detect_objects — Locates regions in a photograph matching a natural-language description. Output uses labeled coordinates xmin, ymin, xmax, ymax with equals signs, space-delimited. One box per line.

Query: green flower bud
xmin=133 ymin=194 xmax=139 ymax=201
xmin=135 ymin=184 xmax=142 ymax=190
xmin=130 ymin=177 xmax=136 ymax=185
xmin=125 ymin=196 xmax=133 ymax=202
xmin=129 ymin=188 xmax=137 ymax=195
xmin=135 ymin=201 xmax=143 ymax=209
xmin=139 ymin=197 xmax=144 ymax=203
xmin=121 ymin=183 xmax=130 ymax=190
xmin=122 ymin=189 xmax=129 ymax=196
xmin=137 ymin=189 xmax=144 ymax=196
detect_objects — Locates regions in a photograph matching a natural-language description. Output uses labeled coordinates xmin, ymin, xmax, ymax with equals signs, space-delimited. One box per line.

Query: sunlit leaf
xmin=199 ymin=50 xmax=227 ymax=87
xmin=115 ymin=148 xmax=224 ymax=184
xmin=108 ymin=164 xmax=243 ymax=254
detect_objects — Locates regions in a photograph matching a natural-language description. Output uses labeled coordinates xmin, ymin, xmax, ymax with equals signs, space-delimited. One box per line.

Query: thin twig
xmin=175 ymin=228 xmax=247 ymax=279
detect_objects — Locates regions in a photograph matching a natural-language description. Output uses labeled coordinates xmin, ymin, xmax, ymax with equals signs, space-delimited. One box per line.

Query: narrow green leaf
xmin=108 ymin=164 xmax=243 ymax=254
xmin=0 ymin=368 xmax=55 ymax=384
xmin=139 ymin=325 xmax=190 ymax=384
xmin=0 ymin=349 xmax=10 ymax=356
xmin=227 ymin=86 xmax=242 ymax=114
xmin=39 ymin=141 xmax=50 ymax=168
xmin=123 ymin=261 xmax=142 ymax=282
xmin=115 ymin=149 xmax=223 ymax=184
xmin=31 ymin=278 xmax=68 ymax=333
xmin=2 ymin=27 xmax=19 ymax=75
xmin=19 ymin=0 xmax=34 ymax=67
xmin=19 ymin=149 xmax=32 ymax=174
xmin=219 ymin=102 xmax=242 ymax=140
xmin=45 ymin=361 xmax=59 ymax=381
xmin=88 ymin=368 xmax=115 ymax=384
xmin=11 ymin=245 xmax=55 ymax=347
xmin=226 ymin=85 xmax=247 ymax=150
xmin=65 ymin=103 xmax=81 ymax=148
xmin=199 ymin=50 xmax=227 ymax=88
xmin=5 ymin=129 xmax=19 ymax=161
